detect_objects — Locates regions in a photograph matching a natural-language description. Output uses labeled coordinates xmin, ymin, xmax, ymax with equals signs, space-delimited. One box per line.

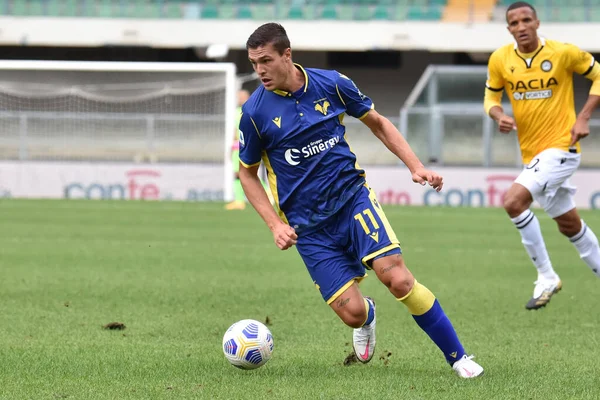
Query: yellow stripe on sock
xmin=361 ymin=298 xmax=370 ymax=326
xmin=397 ymin=280 xmax=436 ymax=316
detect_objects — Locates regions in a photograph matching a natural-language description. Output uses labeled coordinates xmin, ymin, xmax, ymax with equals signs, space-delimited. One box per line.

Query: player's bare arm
xmin=484 ymin=44 xmax=517 ymax=134
xmin=571 ymin=95 xmax=600 ymax=146
xmin=488 ymin=105 xmax=517 ymax=133
xmin=360 ymin=110 xmax=443 ymax=192
xmin=239 ymin=164 xmax=297 ymax=250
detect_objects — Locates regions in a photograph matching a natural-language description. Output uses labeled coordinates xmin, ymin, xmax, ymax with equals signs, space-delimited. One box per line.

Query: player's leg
xmin=369 ymin=253 xmax=482 ymax=377
xmin=349 ymin=185 xmax=482 ymax=377
xmin=225 ymin=149 xmax=246 ymax=210
xmin=509 ymin=154 xmax=562 ymax=309
xmin=296 ymin=200 xmax=377 ymax=363
xmin=325 ymin=281 xmax=372 ymax=328
xmin=546 ymin=189 xmax=600 ymax=279
xmin=504 ymin=182 xmax=557 ymax=282
xmin=338 ymin=283 xmax=376 ymax=364
xmin=295 ymin=227 xmax=373 ymax=351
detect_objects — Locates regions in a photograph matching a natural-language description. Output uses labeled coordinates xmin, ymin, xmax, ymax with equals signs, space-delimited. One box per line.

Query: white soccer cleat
xmin=352 ymin=297 xmax=376 ymax=363
xmin=526 ymin=276 xmax=562 ymax=310
xmin=452 ymin=354 xmax=484 ymax=378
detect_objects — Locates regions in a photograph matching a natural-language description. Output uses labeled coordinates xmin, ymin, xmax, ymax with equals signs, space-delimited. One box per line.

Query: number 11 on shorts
xmin=354 ymin=208 xmax=380 ymax=235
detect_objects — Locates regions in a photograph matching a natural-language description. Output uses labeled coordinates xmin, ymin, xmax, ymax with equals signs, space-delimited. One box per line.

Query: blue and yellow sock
xmin=398 ymin=280 xmax=465 ymax=365
xmin=362 ymin=297 xmax=375 ymax=326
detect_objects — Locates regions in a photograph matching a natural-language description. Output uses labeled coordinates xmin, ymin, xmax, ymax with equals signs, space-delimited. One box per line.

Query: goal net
xmin=0 ymin=60 xmax=238 ymax=200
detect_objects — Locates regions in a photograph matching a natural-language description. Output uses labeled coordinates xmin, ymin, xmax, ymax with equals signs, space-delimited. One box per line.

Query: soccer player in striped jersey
xmin=238 ymin=22 xmax=483 ymax=378
xmin=485 ymin=1 xmax=600 ymax=309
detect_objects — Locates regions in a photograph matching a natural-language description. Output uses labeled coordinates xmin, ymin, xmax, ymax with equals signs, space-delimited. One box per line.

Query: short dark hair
xmin=506 ymin=1 xmax=537 ymax=21
xmin=246 ymin=23 xmax=291 ymax=55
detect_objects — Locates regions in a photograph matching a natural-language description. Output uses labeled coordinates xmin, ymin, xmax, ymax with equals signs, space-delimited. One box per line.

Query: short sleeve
xmin=335 ymin=73 xmax=374 ymax=119
xmin=563 ymin=43 xmax=598 ymax=77
xmin=238 ymin=111 xmax=262 ymax=168
xmin=485 ymin=51 xmax=505 ymax=92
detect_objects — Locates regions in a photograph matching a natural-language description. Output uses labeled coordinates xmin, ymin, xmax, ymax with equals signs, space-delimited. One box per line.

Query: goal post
xmin=0 ymin=60 xmax=238 ymax=201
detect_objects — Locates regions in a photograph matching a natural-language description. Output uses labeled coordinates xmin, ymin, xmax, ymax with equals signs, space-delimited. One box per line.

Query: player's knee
xmin=375 ymin=256 xmax=414 ymax=298
xmin=554 ymin=209 xmax=582 ymax=237
xmin=389 ymin=274 xmax=414 ymax=299
xmin=557 ymin=218 xmax=581 ymax=237
xmin=331 ymin=294 xmax=367 ymax=328
xmin=383 ymin=261 xmax=414 ymax=298
xmin=340 ymin=305 xmax=367 ymax=328
xmin=343 ymin=315 xmax=366 ymax=329
xmin=503 ymin=194 xmax=527 ymax=217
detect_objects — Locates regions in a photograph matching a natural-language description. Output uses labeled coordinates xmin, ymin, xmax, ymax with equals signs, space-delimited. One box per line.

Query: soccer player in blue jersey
xmin=238 ymin=23 xmax=484 ymax=378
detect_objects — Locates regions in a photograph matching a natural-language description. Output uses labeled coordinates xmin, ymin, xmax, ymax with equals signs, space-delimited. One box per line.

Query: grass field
xmin=0 ymin=199 xmax=599 ymax=400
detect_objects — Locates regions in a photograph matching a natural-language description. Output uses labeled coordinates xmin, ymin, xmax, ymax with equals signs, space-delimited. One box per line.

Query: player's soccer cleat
xmin=452 ymin=354 xmax=484 ymax=378
xmin=224 ymin=200 xmax=246 ymax=210
xmin=526 ymin=277 xmax=562 ymax=310
xmin=353 ymin=297 xmax=376 ymax=363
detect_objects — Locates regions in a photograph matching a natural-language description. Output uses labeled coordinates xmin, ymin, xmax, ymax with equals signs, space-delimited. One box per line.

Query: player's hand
xmin=497 ymin=114 xmax=517 ymax=133
xmin=411 ymin=167 xmax=444 ymax=192
xmin=271 ymin=223 xmax=297 ymax=250
xmin=570 ymin=117 xmax=590 ymax=146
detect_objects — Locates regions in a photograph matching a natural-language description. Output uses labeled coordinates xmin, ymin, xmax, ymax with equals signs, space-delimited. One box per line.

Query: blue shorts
xmin=296 ymin=184 xmax=402 ymax=304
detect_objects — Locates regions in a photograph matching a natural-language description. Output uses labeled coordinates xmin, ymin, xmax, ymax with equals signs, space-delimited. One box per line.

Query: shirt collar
xmin=513 ymin=36 xmax=545 ymax=54
xmin=273 ymin=63 xmax=309 ymax=97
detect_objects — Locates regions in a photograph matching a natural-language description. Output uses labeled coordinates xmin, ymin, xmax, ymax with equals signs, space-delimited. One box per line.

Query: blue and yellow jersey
xmin=485 ymin=38 xmax=600 ymax=163
xmin=238 ymin=64 xmax=374 ymax=233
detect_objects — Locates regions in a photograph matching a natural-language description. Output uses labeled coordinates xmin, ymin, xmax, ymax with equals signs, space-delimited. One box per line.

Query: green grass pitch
xmin=0 ymin=199 xmax=599 ymax=399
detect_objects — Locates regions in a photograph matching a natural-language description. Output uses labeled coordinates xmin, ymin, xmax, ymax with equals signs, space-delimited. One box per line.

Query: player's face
xmin=248 ymin=43 xmax=291 ymax=91
xmin=506 ymin=7 xmax=540 ymax=51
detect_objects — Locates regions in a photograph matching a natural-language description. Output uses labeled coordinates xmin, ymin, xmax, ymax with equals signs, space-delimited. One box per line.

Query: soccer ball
xmin=222 ymin=319 xmax=274 ymax=369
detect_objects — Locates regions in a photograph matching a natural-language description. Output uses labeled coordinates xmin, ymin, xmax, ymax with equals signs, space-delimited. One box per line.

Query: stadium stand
xmin=1 ymin=1 xmax=599 ymax=167
xmin=0 ymin=0 xmax=599 ymax=22
xmin=0 ymin=0 xmax=445 ymax=21
xmin=0 ymin=1 xmax=587 ymax=21
xmin=442 ymin=0 xmax=495 ymax=22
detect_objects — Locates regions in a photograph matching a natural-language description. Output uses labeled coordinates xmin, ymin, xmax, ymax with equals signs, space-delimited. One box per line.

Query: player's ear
xmin=284 ymin=47 xmax=291 ymax=61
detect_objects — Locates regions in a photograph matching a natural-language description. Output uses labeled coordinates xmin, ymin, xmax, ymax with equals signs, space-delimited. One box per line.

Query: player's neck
xmin=517 ymin=38 xmax=541 ymax=55
xmin=279 ymin=64 xmax=305 ymax=93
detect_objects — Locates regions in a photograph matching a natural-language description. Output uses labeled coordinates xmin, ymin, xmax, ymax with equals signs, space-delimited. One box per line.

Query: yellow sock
xmin=361 ymin=297 xmax=375 ymax=326
xmin=397 ymin=280 xmax=466 ymax=364
xmin=397 ymin=280 xmax=436 ymax=316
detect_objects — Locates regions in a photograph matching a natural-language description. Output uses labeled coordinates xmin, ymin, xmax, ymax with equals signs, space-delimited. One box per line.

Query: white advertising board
xmin=363 ymin=166 xmax=600 ymax=210
xmin=0 ymin=162 xmax=224 ymax=202
xmin=1 ymin=162 xmax=600 ymax=210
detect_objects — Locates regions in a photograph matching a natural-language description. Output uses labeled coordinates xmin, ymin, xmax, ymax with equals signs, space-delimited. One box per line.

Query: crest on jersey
xmin=239 ymin=130 xmax=245 ymax=147
xmin=314 ymin=100 xmax=330 ymax=115
xmin=541 ymin=60 xmax=552 ymax=72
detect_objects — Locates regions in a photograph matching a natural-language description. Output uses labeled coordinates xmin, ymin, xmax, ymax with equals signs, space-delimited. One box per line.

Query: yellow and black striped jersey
xmin=485 ymin=38 xmax=600 ymax=163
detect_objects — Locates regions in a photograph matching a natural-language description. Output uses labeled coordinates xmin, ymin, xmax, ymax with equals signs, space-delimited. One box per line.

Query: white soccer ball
xmin=222 ymin=319 xmax=274 ymax=370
